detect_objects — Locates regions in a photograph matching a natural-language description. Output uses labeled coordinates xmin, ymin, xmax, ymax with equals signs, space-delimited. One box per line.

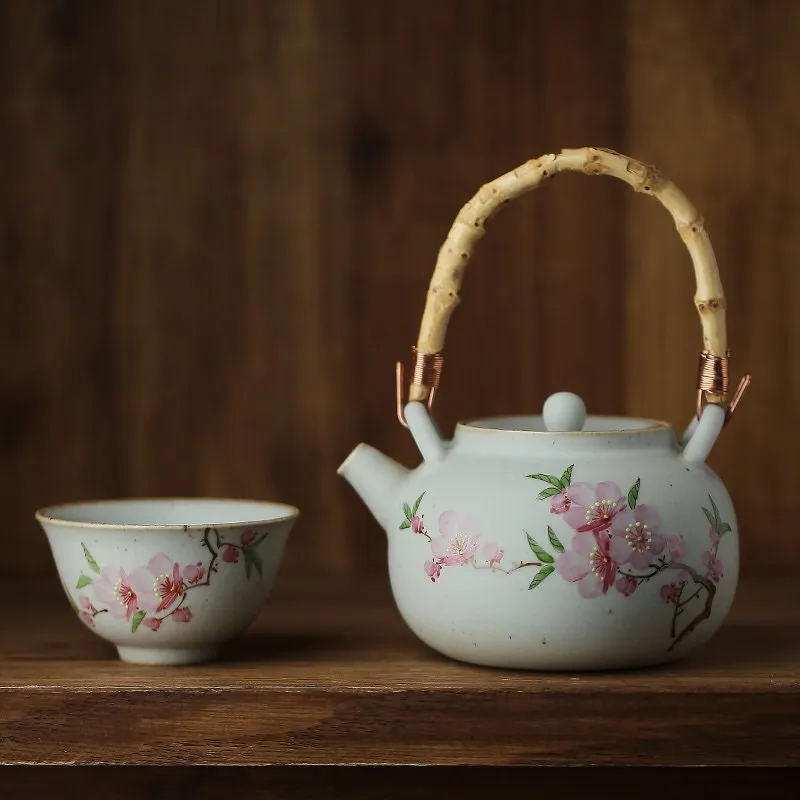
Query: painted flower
xmin=702 ymin=550 xmax=724 ymax=582
xmin=660 ymin=582 xmax=682 ymax=604
xmin=612 ymin=505 xmax=665 ymax=569
xmin=78 ymin=595 xmax=96 ymax=613
xmin=172 ymin=607 xmax=193 ymax=623
xmin=143 ymin=617 xmax=162 ymax=631
xmin=563 ymin=482 xmax=627 ymax=534
xmin=91 ymin=565 xmax=160 ymax=620
xmin=150 ymin=557 xmax=187 ymax=613
xmin=424 ymin=559 xmax=442 ymax=582
xmin=411 ymin=515 xmax=426 ymax=535
xmin=79 ymin=611 xmax=95 ymax=628
xmin=222 ymin=546 xmax=239 ymax=564
xmin=430 ymin=510 xmax=480 ymax=567
xmin=709 ymin=526 xmax=720 ymax=547
xmin=615 ymin=574 xmax=638 ymax=596
xmin=660 ymin=569 xmax=691 ymax=604
xmin=667 ymin=534 xmax=688 ymax=558
xmin=183 ymin=562 xmax=205 ymax=585
xmin=550 ymin=489 xmax=571 ymax=515
xmin=241 ymin=529 xmax=257 ymax=546
xmin=555 ymin=530 xmax=630 ymax=598
xmin=483 ymin=541 xmax=504 ymax=567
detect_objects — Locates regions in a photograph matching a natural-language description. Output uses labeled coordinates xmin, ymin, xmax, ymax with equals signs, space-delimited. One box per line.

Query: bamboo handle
xmin=409 ymin=147 xmax=727 ymax=404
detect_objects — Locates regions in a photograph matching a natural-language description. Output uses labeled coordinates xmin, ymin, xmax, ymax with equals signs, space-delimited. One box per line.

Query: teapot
xmin=338 ymin=147 xmax=750 ymax=670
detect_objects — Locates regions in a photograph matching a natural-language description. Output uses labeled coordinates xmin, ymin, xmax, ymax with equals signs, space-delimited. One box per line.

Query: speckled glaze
xmin=37 ymin=498 xmax=298 ymax=665
xmin=339 ymin=393 xmax=737 ymax=671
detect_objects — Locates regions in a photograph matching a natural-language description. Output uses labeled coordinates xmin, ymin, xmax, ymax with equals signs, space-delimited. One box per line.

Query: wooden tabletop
xmin=1 ymin=578 xmax=798 ymax=766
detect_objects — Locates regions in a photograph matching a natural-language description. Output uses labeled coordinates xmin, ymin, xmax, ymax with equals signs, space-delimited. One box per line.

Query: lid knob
xmin=543 ymin=392 xmax=587 ymax=432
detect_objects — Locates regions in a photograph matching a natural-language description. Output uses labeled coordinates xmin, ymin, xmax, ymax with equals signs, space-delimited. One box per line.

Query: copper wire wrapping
xmin=697 ymin=350 xmax=730 ymax=397
xmin=696 ymin=350 xmax=751 ymax=422
xmin=396 ymin=349 xmax=444 ymax=427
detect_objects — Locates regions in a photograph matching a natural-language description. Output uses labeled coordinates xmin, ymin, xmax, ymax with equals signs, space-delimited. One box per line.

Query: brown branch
xmin=470 ymin=559 xmax=541 ymax=574
xmin=667 ymin=562 xmax=717 ymax=651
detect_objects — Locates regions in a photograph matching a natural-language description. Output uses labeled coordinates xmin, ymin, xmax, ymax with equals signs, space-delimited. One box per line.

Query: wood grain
xmin=625 ymin=0 xmax=800 ymax=573
xmin=0 ymin=0 xmax=628 ymax=586
xmin=0 ymin=1 xmax=797 ymax=586
xmin=1 ymin=580 xmax=798 ymax=766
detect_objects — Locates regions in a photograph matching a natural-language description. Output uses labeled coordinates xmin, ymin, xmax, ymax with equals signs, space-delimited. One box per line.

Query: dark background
xmin=2 ymin=0 xmax=796 ymax=594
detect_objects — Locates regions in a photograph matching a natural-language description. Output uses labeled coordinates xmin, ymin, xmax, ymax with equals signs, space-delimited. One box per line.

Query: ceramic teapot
xmin=338 ymin=147 xmax=750 ymax=671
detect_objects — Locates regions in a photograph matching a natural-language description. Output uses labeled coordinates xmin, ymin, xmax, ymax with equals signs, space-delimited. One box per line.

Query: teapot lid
xmin=542 ymin=392 xmax=587 ymax=432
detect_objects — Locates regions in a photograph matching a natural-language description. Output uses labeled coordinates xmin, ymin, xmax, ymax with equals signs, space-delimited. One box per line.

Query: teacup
xmin=36 ymin=497 xmax=299 ymax=665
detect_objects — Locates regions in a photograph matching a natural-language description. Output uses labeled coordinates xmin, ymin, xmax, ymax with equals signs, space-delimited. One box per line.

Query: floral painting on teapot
xmin=399 ymin=464 xmax=731 ymax=651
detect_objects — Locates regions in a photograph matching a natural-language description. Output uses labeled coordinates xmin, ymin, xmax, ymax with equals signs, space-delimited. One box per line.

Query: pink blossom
xmin=89 ymin=554 xmax=203 ymax=621
xmin=702 ymin=550 xmax=724 ymax=582
xmin=79 ymin=611 xmax=95 ymax=628
xmin=550 ymin=489 xmax=571 ymax=515
xmin=555 ymin=530 xmax=630 ymax=598
xmin=615 ymin=574 xmax=638 ymax=596
xmin=612 ymin=505 xmax=665 ymax=569
xmin=424 ymin=559 xmax=442 ymax=582
xmin=91 ymin=565 xmax=159 ymax=620
xmin=143 ymin=617 xmax=162 ymax=631
xmin=709 ymin=526 xmax=720 ymax=546
xmin=172 ymin=607 xmax=193 ymax=623
xmin=667 ymin=534 xmax=688 ymax=558
xmin=411 ymin=515 xmax=426 ymax=534
xmin=222 ymin=546 xmax=239 ymax=564
xmin=430 ymin=510 xmax=480 ymax=567
xmin=660 ymin=582 xmax=682 ymax=604
xmin=183 ymin=562 xmax=205 ymax=585
xmin=660 ymin=570 xmax=691 ymax=603
xmin=241 ymin=529 xmax=257 ymax=546
xmin=151 ymin=559 xmax=187 ymax=613
xmin=563 ymin=482 xmax=627 ymax=534
xmin=483 ymin=541 xmax=504 ymax=567
xmin=78 ymin=595 xmax=96 ymax=612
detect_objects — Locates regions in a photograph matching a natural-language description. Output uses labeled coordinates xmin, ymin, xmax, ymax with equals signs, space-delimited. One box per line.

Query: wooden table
xmin=1 ymin=577 xmax=797 ymax=792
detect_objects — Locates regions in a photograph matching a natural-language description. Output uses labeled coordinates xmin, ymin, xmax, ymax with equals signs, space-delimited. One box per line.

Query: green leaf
xmin=529 ymin=565 xmax=555 ymax=589
xmin=81 ymin=543 xmax=101 ymax=574
xmin=627 ymin=478 xmax=641 ymax=510
xmin=537 ymin=487 xmax=561 ymax=500
xmin=719 ymin=522 xmax=732 ymax=535
xmin=526 ymin=473 xmax=564 ymax=489
xmin=702 ymin=507 xmax=716 ymax=529
xmin=547 ymin=526 xmax=565 ymax=553
xmin=526 ymin=533 xmax=554 ymax=564
xmin=76 ymin=574 xmax=93 ymax=589
xmin=131 ymin=610 xmax=146 ymax=633
xmin=243 ymin=545 xmax=263 ymax=580
xmin=560 ymin=465 xmax=574 ymax=486
xmin=403 ymin=503 xmax=413 ymax=522
xmin=412 ymin=493 xmax=425 ymax=516
xmin=399 ymin=520 xmax=411 ymax=530
xmin=709 ymin=495 xmax=722 ymax=527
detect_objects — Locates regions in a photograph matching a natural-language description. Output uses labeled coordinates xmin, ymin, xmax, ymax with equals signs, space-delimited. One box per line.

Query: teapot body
xmin=388 ymin=416 xmax=738 ymax=670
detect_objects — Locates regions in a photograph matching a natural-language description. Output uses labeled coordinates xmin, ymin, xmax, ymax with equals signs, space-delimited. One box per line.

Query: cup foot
xmin=116 ymin=645 xmax=220 ymax=665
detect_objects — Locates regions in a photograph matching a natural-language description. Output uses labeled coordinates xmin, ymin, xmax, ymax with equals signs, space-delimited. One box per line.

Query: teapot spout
xmin=337 ymin=443 xmax=409 ymax=531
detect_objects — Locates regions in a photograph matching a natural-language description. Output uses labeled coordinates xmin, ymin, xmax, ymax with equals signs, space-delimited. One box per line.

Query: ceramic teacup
xmin=36 ymin=497 xmax=299 ymax=665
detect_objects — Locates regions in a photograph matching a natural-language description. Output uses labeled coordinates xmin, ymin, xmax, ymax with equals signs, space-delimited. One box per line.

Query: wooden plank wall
xmin=1 ymin=0 xmax=795 ymax=587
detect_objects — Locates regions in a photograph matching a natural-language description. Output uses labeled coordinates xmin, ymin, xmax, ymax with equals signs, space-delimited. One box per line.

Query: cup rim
xmin=35 ymin=496 xmax=300 ymax=531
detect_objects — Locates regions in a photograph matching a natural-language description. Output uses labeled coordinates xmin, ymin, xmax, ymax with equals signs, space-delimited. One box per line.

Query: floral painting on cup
xmin=66 ymin=527 xmax=268 ymax=633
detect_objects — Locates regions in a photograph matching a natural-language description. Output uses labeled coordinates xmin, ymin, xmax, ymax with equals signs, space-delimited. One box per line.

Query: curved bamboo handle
xmin=409 ymin=147 xmax=727 ymax=405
